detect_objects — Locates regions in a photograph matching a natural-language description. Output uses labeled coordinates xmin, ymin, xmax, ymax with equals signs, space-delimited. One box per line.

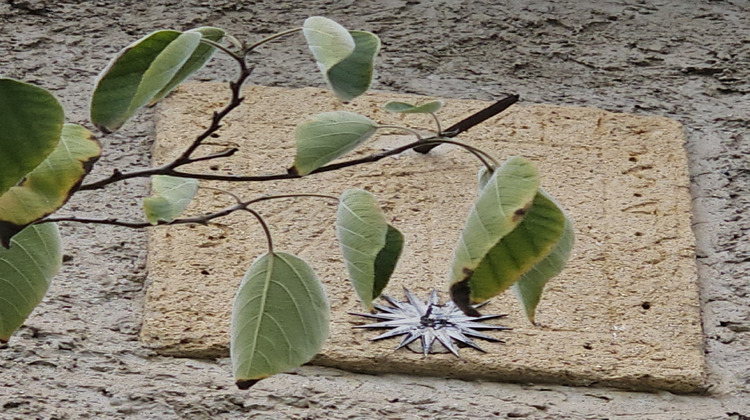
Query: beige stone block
xmin=141 ymin=83 xmax=704 ymax=392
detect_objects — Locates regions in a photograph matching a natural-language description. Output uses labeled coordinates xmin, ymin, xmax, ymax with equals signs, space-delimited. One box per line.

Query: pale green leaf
xmin=0 ymin=78 xmax=64 ymax=196
xmin=450 ymin=157 xmax=540 ymax=284
xmin=292 ymin=111 xmax=378 ymax=176
xmin=148 ymin=27 xmax=226 ymax=105
xmin=336 ymin=189 xmax=404 ymax=310
xmin=231 ymin=252 xmax=329 ymax=389
xmin=512 ymin=196 xmax=574 ymax=323
xmin=0 ymin=124 xmax=101 ymax=248
xmin=448 ymin=156 xmax=540 ymax=314
xmin=384 ymin=100 xmax=443 ymax=114
xmin=325 ymin=30 xmax=380 ymax=102
xmin=449 ymin=158 xmax=573 ymax=322
xmin=90 ymin=30 xmax=202 ymax=132
xmin=142 ymin=175 xmax=199 ymax=225
xmin=303 ymin=16 xmax=355 ymax=71
xmin=0 ymin=223 xmax=62 ymax=343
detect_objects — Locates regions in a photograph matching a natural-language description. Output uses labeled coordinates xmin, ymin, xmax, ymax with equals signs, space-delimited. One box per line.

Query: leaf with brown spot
xmin=449 ymin=157 xmax=574 ymax=323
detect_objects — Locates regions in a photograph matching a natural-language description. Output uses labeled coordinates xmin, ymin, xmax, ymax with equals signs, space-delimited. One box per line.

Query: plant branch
xmin=79 ymin=130 xmax=499 ymax=189
xmin=169 ymin=66 xmax=253 ymax=166
xmin=414 ymin=94 xmax=519 ymax=154
xmin=78 ymin=89 xmax=509 ymax=191
xmin=38 ymin=193 xmax=338 ymax=229
xmin=247 ymin=193 xmax=339 ymax=205
xmin=185 ymin=148 xmax=238 ymax=164
xmin=79 ymin=65 xmax=253 ymax=191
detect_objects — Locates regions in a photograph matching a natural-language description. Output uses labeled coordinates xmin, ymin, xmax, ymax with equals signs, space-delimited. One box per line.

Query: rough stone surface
xmin=1 ymin=1 xmax=749 ymax=419
xmin=141 ymin=83 xmax=704 ymax=392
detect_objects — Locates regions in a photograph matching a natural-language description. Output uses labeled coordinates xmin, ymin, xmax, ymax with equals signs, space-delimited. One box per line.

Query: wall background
xmin=0 ymin=1 xmax=748 ymax=418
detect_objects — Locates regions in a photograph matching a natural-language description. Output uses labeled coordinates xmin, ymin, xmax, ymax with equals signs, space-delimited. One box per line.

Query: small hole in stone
xmin=634 ymin=232 xmax=643 ymax=236
xmin=641 ymin=301 xmax=651 ymax=310
xmin=634 ymin=193 xmax=642 ymax=197
xmin=583 ymin=343 xmax=593 ymax=350
xmin=629 ymin=156 xmax=638 ymax=162
xmin=201 ymin=269 xmax=210 ymax=275
xmin=210 ymin=165 xmax=219 ymax=171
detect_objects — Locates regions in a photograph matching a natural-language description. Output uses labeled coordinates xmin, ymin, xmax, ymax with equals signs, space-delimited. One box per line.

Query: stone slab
xmin=141 ymin=83 xmax=705 ymax=392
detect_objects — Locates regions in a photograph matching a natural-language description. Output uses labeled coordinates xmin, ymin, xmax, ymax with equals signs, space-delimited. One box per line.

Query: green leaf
xmin=303 ymin=17 xmax=379 ymax=102
xmin=148 ymin=27 xmax=226 ymax=105
xmin=303 ymin=17 xmax=355 ymax=71
xmin=325 ymin=30 xmax=380 ymax=102
xmin=336 ymin=189 xmax=404 ymax=310
xmin=0 ymin=124 xmax=101 ymax=248
xmin=90 ymin=30 xmax=203 ymax=132
xmin=511 ymin=195 xmax=574 ymax=323
xmin=448 ymin=156 xmax=541 ymax=315
xmin=0 ymin=78 xmax=64 ymax=196
xmin=142 ymin=175 xmax=199 ymax=225
xmin=450 ymin=158 xmax=574 ymax=322
xmin=384 ymin=100 xmax=443 ymax=114
xmin=0 ymin=223 xmax=62 ymax=343
xmin=231 ymin=252 xmax=329 ymax=390
xmin=292 ymin=111 xmax=378 ymax=176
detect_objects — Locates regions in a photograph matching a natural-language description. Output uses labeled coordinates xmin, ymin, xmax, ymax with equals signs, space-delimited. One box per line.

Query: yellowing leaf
xmin=0 ymin=78 xmax=64 ymax=195
xmin=449 ymin=156 xmax=574 ymax=322
xmin=0 ymin=124 xmax=100 ymax=248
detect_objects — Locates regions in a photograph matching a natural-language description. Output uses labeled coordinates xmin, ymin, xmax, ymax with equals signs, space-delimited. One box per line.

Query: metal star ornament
xmin=350 ymin=288 xmax=511 ymax=357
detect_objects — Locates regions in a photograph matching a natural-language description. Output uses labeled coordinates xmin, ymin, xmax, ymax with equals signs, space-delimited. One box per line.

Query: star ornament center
xmin=350 ymin=288 xmax=512 ymax=357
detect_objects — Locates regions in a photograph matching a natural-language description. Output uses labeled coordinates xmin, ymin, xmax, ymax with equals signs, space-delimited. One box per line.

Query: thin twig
xmin=429 ymin=112 xmax=442 ymax=135
xmin=153 ymin=136 xmax=497 ymax=182
xmin=38 ymin=193 xmax=339 ymax=228
xmin=243 ymin=208 xmax=274 ymax=253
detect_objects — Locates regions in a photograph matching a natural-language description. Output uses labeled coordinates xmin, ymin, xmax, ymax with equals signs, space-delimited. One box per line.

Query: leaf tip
xmin=361 ymin=301 xmax=375 ymax=313
xmin=287 ymin=166 xmax=301 ymax=176
xmin=236 ymin=378 xmax=263 ymax=390
xmin=93 ymin=123 xmax=113 ymax=135
xmin=0 ymin=221 xmax=24 ymax=249
xmin=450 ymin=274 xmax=481 ymax=317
